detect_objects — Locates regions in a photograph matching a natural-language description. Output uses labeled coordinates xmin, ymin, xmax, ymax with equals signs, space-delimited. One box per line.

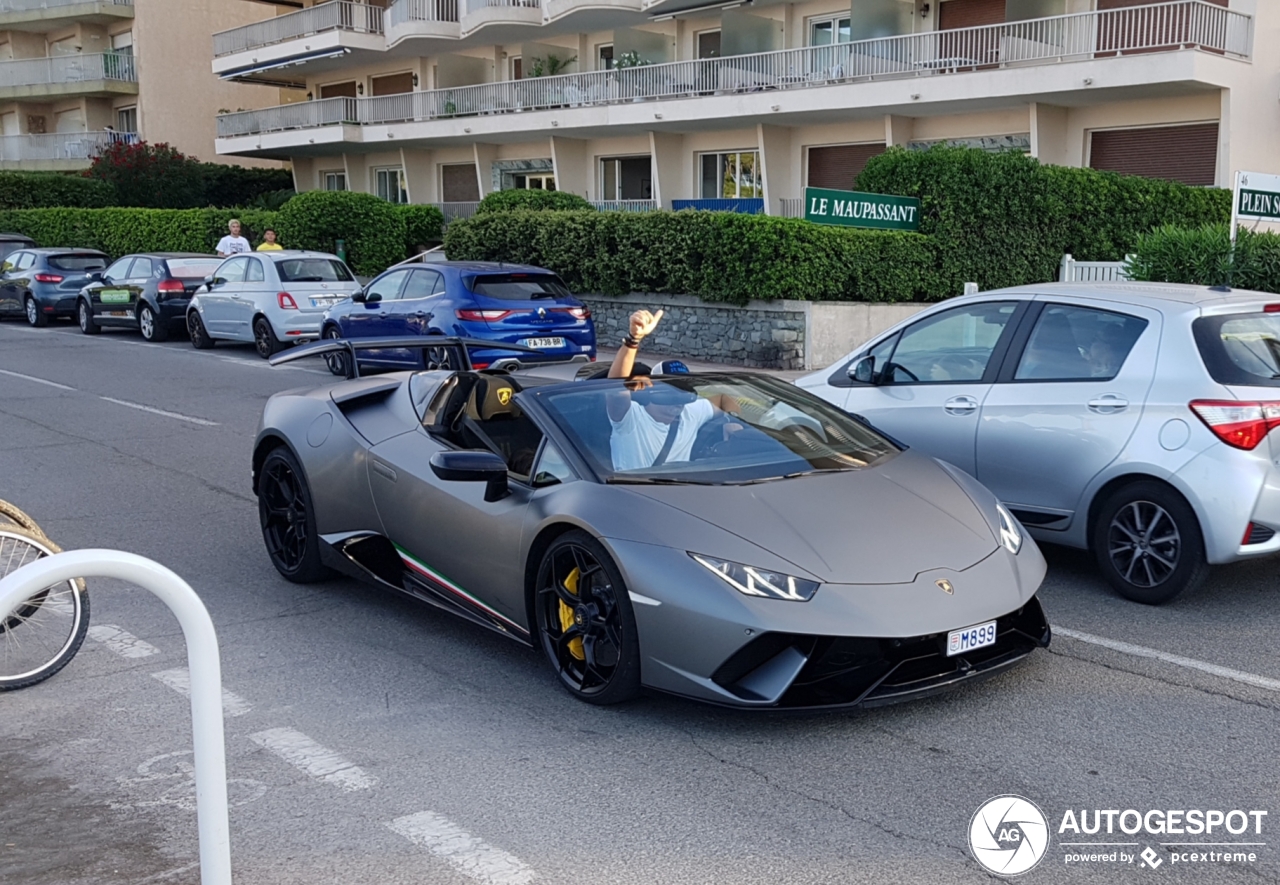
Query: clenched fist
xmin=629 ymin=309 xmax=664 ymax=341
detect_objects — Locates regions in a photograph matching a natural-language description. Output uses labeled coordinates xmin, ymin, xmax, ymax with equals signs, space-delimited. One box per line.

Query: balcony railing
xmin=431 ymin=201 xmax=480 ymax=221
xmin=218 ymin=96 xmax=357 ymax=137
xmin=0 ymin=52 xmax=136 ymax=89
xmin=0 ymin=0 xmax=132 ymax=10
xmin=779 ymin=198 xmax=804 ymax=218
xmin=213 ymin=0 xmax=384 ymax=58
xmin=219 ymin=2 xmax=1250 ymax=138
xmin=388 ymin=0 xmax=459 ymax=26
xmin=590 ymin=200 xmax=657 ymax=212
xmin=0 ymin=131 xmax=132 ymax=163
xmin=464 ymin=0 xmax=539 ymax=13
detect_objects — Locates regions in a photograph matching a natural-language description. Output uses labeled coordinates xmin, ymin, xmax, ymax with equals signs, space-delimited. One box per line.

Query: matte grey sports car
xmin=252 ymin=339 xmax=1050 ymax=708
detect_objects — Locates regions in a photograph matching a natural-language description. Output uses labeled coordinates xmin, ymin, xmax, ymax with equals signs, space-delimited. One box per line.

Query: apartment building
xmin=212 ymin=0 xmax=1268 ymax=215
xmin=0 ymin=0 xmax=283 ymax=171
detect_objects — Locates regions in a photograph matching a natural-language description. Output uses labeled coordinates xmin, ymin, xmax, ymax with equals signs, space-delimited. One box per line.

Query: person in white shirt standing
xmin=606 ymin=309 xmax=740 ymax=471
xmin=216 ymin=219 xmax=251 ymax=257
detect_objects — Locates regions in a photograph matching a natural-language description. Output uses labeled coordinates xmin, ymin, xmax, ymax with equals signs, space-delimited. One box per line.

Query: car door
xmin=348 ymin=269 xmax=412 ymax=368
xmin=227 ymin=255 xmax=268 ymax=340
xmin=88 ymin=256 xmax=137 ymax=325
xmin=391 ymin=269 xmax=443 ymax=337
xmin=366 ymin=385 xmax=540 ymax=635
xmin=842 ymin=300 xmax=1026 ymax=475
xmin=975 ymin=299 xmax=1160 ymax=527
xmin=201 ymin=257 xmax=248 ymax=335
xmin=0 ymin=251 xmax=32 ymax=314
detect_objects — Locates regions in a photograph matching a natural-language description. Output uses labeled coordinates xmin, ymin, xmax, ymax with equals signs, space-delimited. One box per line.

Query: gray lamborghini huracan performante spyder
xmin=253 ymin=338 xmax=1051 ymax=709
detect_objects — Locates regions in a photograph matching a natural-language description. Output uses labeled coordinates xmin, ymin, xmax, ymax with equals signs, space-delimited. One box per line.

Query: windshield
xmin=535 ymin=374 xmax=899 ymax=484
xmin=166 ymin=258 xmax=223 ymax=279
xmin=48 ymin=254 xmax=107 ymax=271
xmin=1194 ymin=313 xmax=1280 ymax=387
xmin=471 ymin=274 xmax=570 ymax=300
xmin=276 ymin=258 xmax=354 ymax=283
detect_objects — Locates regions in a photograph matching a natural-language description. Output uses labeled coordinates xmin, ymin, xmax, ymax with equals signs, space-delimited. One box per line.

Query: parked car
xmin=253 ymin=342 xmax=1049 ymax=707
xmin=185 ymin=250 xmax=360 ymax=358
xmin=0 ymin=233 xmax=35 ymax=266
xmin=320 ymin=262 xmax=596 ymax=375
xmin=0 ymin=248 xmax=109 ymax=327
xmin=798 ymin=282 xmax=1280 ymax=605
xmin=77 ymin=253 xmax=224 ymax=341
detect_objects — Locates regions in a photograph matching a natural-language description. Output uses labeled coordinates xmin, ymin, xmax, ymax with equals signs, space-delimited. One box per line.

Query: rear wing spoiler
xmin=269 ymin=336 xmax=542 ymax=378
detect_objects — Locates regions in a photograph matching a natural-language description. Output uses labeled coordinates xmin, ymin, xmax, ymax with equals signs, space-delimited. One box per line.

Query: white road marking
xmin=0 ymin=368 xmax=75 ymax=390
xmin=249 ymin=727 xmax=375 ymax=791
xmin=389 ymin=811 xmax=536 ymax=885
xmin=87 ymin=624 xmax=160 ymax=659
xmin=1056 ymin=627 xmax=1280 ymax=692
xmin=151 ymin=668 xmax=253 ymax=717
xmin=98 ymin=396 xmax=219 ymax=426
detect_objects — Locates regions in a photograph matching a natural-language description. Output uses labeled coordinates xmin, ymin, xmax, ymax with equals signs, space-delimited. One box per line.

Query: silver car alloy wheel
xmin=79 ymin=302 xmax=90 ymax=331
xmin=139 ymin=307 xmax=154 ymax=340
xmin=1107 ymin=500 xmax=1180 ymax=589
xmin=26 ymin=298 xmax=37 ymax=324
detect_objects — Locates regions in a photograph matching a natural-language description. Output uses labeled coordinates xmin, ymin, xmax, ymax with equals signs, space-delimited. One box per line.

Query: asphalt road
xmin=1 ymin=320 xmax=1277 ymax=885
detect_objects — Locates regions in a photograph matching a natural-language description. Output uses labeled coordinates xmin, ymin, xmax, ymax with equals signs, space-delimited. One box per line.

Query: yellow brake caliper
xmin=558 ymin=567 xmax=585 ymax=661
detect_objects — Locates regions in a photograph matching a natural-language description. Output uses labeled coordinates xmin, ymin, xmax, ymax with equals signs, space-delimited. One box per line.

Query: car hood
xmin=622 ymin=451 xmax=998 ymax=584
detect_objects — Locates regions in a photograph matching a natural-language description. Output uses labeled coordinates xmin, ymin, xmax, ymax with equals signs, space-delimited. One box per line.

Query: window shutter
xmin=938 ymin=0 xmax=1007 ymax=30
xmin=1089 ymin=124 xmax=1218 ymax=186
xmin=807 ymin=144 xmax=887 ymax=190
xmin=442 ymin=164 xmax=480 ymax=202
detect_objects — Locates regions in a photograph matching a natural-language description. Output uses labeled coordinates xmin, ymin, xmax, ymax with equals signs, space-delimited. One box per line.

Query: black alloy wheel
xmin=323 ymin=326 xmax=350 ymax=377
xmin=424 ymin=339 xmax=455 ymax=371
xmin=188 ymin=311 xmax=215 ymax=349
xmin=1092 ymin=480 xmax=1209 ymax=605
xmin=535 ymin=531 xmax=640 ymax=704
xmin=139 ymin=304 xmax=168 ymax=342
xmin=257 ymin=447 xmax=329 ymax=583
xmin=78 ymin=300 xmax=99 ymax=335
xmin=254 ymin=317 xmax=284 ymax=359
xmin=25 ymin=296 xmax=46 ymax=328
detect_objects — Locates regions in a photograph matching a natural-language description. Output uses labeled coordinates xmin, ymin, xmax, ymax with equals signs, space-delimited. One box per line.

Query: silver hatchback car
xmin=798 ymin=282 xmax=1280 ymax=604
xmin=186 ymin=251 xmax=360 ymax=358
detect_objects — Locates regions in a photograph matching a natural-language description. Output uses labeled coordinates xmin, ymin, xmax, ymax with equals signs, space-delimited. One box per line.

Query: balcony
xmin=0 ymin=0 xmax=132 ymax=31
xmin=459 ymin=0 xmax=542 ymax=39
xmin=0 ymin=53 xmax=137 ymax=102
xmin=386 ymin=0 xmax=460 ymax=45
xmin=213 ymin=0 xmax=387 ymax=84
xmin=0 ymin=131 xmax=132 ymax=171
xmin=218 ymin=1 xmax=1250 ymax=149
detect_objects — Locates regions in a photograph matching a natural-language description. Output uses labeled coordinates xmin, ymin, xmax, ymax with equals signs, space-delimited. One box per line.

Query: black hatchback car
xmin=78 ymin=253 xmax=224 ymax=341
xmin=0 ymin=248 xmax=109 ymax=327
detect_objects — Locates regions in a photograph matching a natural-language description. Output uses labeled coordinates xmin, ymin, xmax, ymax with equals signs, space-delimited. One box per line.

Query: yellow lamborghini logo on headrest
xmin=497 ymin=388 xmax=512 ymax=406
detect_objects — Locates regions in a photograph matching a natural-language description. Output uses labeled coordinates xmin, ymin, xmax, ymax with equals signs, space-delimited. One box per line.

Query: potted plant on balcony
xmin=615 ymin=51 xmax=653 ymax=101
xmin=526 ymin=53 xmax=577 ymax=108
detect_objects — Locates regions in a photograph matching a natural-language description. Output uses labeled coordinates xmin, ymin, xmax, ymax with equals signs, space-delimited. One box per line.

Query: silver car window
xmin=1194 ymin=313 xmax=1280 ymax=388
xmin=14 ymin=252 xmax=35 ymax=271
xmin=245 ymin=258 xmax=265 ymax=283
xmin=218 ymin=257 xmax=249 ymax=284
xmin=1014 ymin=305 xmax=1148 ymax=382
xmin=884 ymin=302 xmax=1016 ymax=384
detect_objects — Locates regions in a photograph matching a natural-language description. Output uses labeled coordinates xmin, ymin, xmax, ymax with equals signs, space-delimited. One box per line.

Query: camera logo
xmin=969 ymin=795 xmax=1050 ymax=876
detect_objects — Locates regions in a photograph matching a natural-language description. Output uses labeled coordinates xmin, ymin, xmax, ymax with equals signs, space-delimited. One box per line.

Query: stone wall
xmin=580 ymin=293 xmax=808 ymax=370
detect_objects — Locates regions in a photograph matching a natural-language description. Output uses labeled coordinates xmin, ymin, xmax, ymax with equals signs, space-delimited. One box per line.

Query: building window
xmin=319 ymin=81 xmax=358 ymax=99
xmin=116 ymin=105 xmax=137 ymax=134
xmin=1088 ymin=123 xmax=1219 ymax=187
xmin=809 ymin=15 xmax=851 ymax=46
xmin=511 ymin=57 xmax=522 ymax=80
xmin=600 ymin=156 xmax=652 ymax=201
xmin=374 ymin=166 xmax=408 ymax=203
xmin=441 ymin=163 xmax=479 ymax=202
xmin=806 ymin=143 xmax=886 ymax=190
xmin=696 ymin=30 xmax=721 ymax=59
xmin=700 ymin=151 xmax=761 ymax=199
xmin=111 ymin=31 xmax=134 ymax=56
xmin=323 ymin=171 xmax=347 ymax=191
xmin=597 ymin=44 xmax=614 ymax=70
xmin=512 ymin=173 xmax=555 ymax=190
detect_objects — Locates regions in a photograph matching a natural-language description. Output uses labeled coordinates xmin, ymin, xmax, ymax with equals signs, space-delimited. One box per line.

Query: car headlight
xmin=690 ymin=553 xmax=819 ymax=601
xmin=996 ymin=503 xmax=1022 ymax=555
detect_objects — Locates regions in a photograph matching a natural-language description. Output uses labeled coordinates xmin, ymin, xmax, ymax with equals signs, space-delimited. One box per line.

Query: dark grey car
xmin=252 ymin=342 xmax=1050 ymax=709
xmin=0 ymin=248 xmax=108 ymax=327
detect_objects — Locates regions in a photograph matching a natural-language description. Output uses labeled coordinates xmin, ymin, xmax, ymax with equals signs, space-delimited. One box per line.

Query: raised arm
xmin=606 ymin=309 xmax=663 ymax=422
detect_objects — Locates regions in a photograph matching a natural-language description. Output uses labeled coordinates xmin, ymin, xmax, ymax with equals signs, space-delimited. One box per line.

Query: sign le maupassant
xmin=804 ymin=187 xmax=921 ymax=232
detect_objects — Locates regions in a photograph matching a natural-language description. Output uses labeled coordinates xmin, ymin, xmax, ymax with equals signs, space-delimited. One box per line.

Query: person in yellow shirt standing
xmin=257 ymin=229 xmax=284 ymax=251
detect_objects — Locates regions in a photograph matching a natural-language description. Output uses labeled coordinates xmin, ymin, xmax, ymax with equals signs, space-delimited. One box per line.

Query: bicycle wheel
xmin=0 ymin=527 xmax=89 ymax=690
xmin=0 ymin=500 xmax=43 ymax=536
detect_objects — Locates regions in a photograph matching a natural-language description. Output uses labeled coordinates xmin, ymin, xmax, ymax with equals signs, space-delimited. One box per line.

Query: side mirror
xmin=429 ymin=450 xmax=509 ymax=502
xmin=849 ymin=355 xmax=878 ymax=385
xmin=351 ymin=289 xmax=366 ymax=303
xmin=364 ymin=292 xmax=382 ymax=305
xmin=88 ymin=271 xmax=103 ymax=283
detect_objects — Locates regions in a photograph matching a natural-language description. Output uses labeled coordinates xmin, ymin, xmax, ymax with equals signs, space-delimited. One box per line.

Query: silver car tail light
xmin=1189 ymin=400 xmax=1280 ymax=451
xmin=277 ymin=292 xmax=298 ymax=310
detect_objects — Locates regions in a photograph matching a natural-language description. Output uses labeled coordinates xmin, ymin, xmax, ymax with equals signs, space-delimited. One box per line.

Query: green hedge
xmin=0 ymin=207 xmax=278 ymax=257
xmin=0 ymin=172 xmax=114 ymax=210
xmin=445 ymin=210 xmax=937 ymax=304
xmin=1128 ymin=224 xmax=1280 ymax=293
xmin=476 ymin=189 xmax=594 ymax=214
xmin=856 ymin=145 xmax=1231 ymax=293
xmin=197 ymin=164 xmax=295 ymax=208
xmin=275 ymin=190 xmax=406 ymax=276
xmin=399 ymin=203 xmax=446 ymax=254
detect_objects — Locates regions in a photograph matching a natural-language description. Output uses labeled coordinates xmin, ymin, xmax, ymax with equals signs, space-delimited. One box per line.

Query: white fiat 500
xmin=186 ymin=251 xmax=360 ymax=358
xmin=798 ymin=282 xmax=1280 ymax=605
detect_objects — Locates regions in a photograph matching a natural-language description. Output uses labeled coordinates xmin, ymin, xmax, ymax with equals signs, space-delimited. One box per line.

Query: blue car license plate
xmin=947 ymin=620 xmax=997 ymax=656
xmin=522 ymin=337 xmax=565 ymax=349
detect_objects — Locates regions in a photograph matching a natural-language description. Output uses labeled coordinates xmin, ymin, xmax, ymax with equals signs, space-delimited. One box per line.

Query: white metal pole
xmin=1231 ymin=169 xmax=1242 ymax=248
xmin=0 ymin=550 xmax=231 ymax=885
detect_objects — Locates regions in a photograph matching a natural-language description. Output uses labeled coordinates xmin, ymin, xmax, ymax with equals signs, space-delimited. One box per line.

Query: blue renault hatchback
xmin=320 ymin=261 xmax=596 ymax=373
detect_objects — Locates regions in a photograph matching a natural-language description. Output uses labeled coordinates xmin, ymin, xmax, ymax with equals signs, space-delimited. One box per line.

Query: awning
xmin=218 ymin=48 xmax=350 ymax=86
